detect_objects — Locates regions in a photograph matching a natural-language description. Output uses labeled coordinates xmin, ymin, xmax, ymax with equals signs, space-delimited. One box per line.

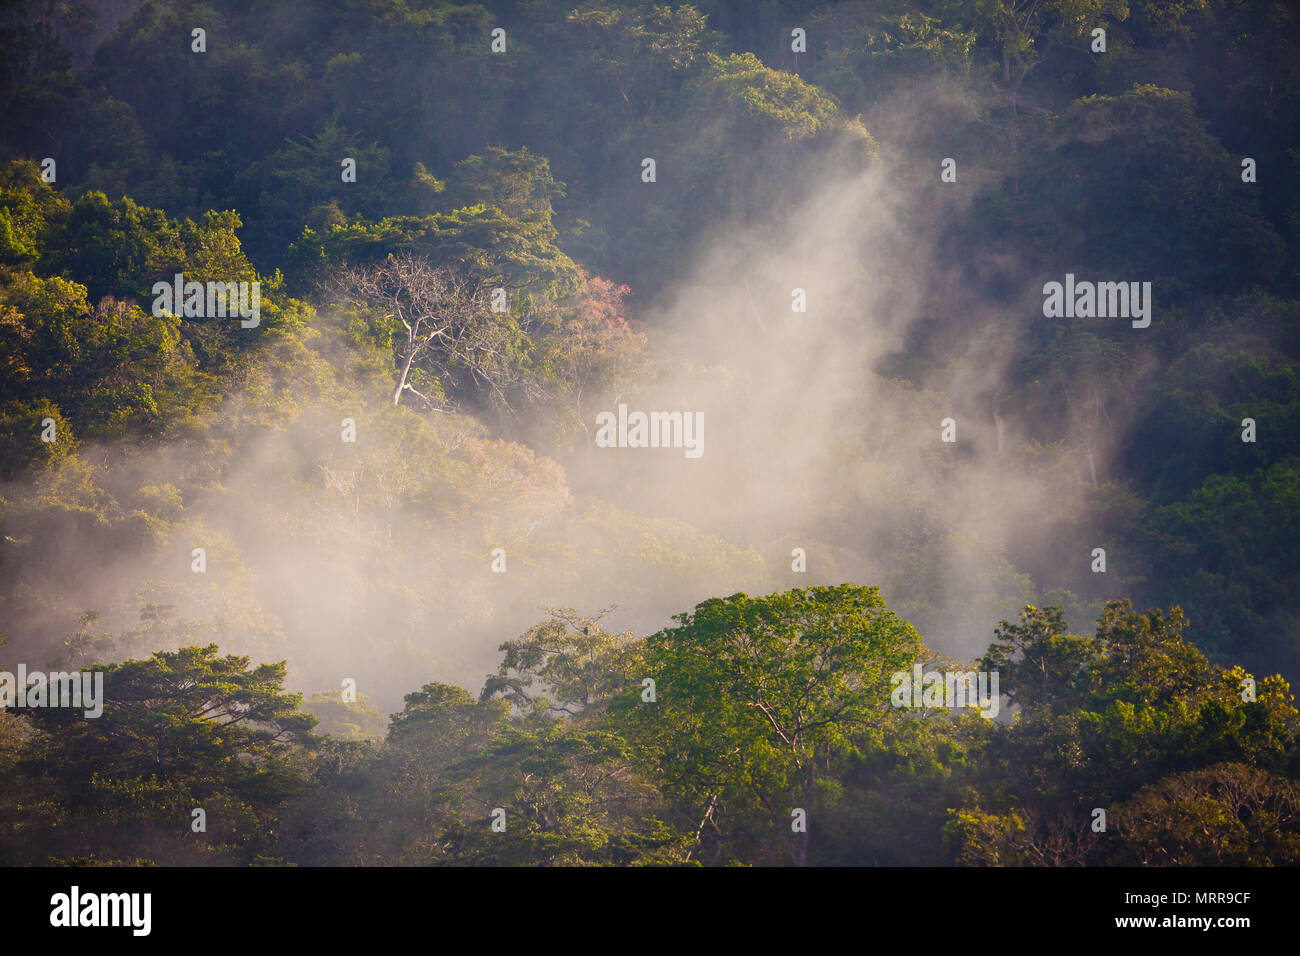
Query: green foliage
xmin=5 ymin=644 xmax=315 ymax=865
xmin=1125 ymin=341 xmax=1300 ymax=501
xmin=1147 ymin=458 xmax=1300 ymax=673
xmin=431 ymin=722 xmax=687 ymax=865
xmin=482 ymin=607 xmax=636 ymax=716
xmin=289 ymin=205 xmax=583 ymax=310
xmin=810 ymin=10 xmax=978 ymax=109
xmin=1110 ymin=762 xmax=1300 ymax=864
xmin=0 ymin=0 xmax=1298 ymax=868
xmin=963 ymin=0 xmax=1131 ymax=92
xmin=303 ymin=690 xmax=388 ymax=741
xmin=0 ymin=158 xmax=69 ymax=264
xmin=981 ymin=604 xmax=1102 ymax=716
xmin=1 ymin=271 xmax=211 ymax=438
xmin=977 ymin=85 xmax=1285 ymax=297
xmin=958 ymin=600 xmax=1300 ymax=862
xmin=445 ymin=146 xmax=564 ymax=221
xmin=616 ymin=585 xmax=923 ymax=864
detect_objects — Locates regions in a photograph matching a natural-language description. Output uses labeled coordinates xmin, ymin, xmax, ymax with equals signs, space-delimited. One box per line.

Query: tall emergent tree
xmin=617 ymin=585 xmax=924 ymax=865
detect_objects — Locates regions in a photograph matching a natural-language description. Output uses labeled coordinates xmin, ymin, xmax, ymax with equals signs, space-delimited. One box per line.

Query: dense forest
xmin=0 ymin=0 xmax=1297 ymax=866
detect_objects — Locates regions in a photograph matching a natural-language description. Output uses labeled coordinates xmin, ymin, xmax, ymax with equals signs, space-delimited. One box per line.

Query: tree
xmin=28 ymin=643 xmax=315 ymax=767
xmin=331 ymin=682 xmax=511 ymax=864
xmin=966 ymin=0 xmax=1131 ymax=99
xmin=0 ymin=271 xmax=211 ymax=439
xmin=444 ymin=146 xmax=565 ymax=221
xmin=1122 ymin=341 xmax=1300 ymax=503
xmin=536 ymin=271 xmax=646 ymax=446
xmin=330 ymin=253 xmax=505 ymax=409
xmin=978 ymin=85 xmax=1285 ymax=295
xmin=0 ymin=158 xmax=70 ymax=264
xmin=235 ymin=118 xmax=397 ymax=257
xmin=13 ymin=644 xmax=315 ymax=864
xmin=302 ymin=690 xmax=388 ymax=741
xmin=481 ymin=606 xmax=636 ymax=717
xmin=38 ymin=190 xmax=185 ymax=302
xmin=431 ymin=721 xmax=688 ymax=866
xmin=388 ymin=682 xmax=508 ymax=757
xmin=617 ymin=585 xmax=924 ymax=865
xmin=809 ymin=9 xmax=977 ymax=111
xmin=969 ymin=600 xmax=1299 ymax=850
xmin=290 ymin=206 xmax=583 ymax=307
xmin=566 ymin=1 xmax=715 ymax=122
xmin=1041 ymin=333 xmax=1135 ymax=487
xmin=980 ymin=604 xmax=1102 ymax=717
xmin=1149 ymin=458 xmax=1300 ymax=674
xmin=1110 ymin=762 xmax=1300 ymax=864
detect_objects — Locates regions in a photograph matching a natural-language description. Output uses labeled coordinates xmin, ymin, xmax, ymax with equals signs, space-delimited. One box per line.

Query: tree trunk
xmin=392 ymin=347 xmax=418 ymax=405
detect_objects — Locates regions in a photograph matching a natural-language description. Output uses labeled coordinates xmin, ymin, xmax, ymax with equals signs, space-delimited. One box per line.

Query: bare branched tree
xmin=329 ymin=254 xmax=528 ymax=412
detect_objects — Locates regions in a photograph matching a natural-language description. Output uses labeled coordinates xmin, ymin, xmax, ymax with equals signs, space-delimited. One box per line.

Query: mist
xmin=0 ymin=86 xmax=1120 ymax=718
